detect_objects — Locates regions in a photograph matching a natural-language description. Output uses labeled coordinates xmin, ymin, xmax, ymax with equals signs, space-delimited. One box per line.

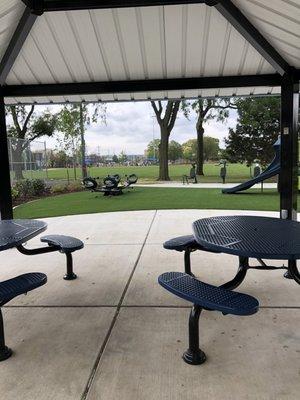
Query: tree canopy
xmin=224 ymin=97 xmax=280 ymax=167
xmin=146 ymin=139 xmax=160 ymax=159
xmin=57 ymin=103 xmax=106 ymax=178
xmin=182 ymin=99 xmax=236 ymax=174
xmin=182 ymin=136 xmax=219 ymax=161
xmin=6 ymin=105 xmax=57 ymax=179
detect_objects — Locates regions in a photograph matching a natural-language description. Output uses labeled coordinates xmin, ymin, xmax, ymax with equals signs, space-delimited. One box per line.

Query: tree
xmin=151 ymin=100 xmax=180 ymax=180
xmin=168 ymin=140 xmax=183 ymax=162
xmin=48 ymin=150 xmax=70 ymax=168
xmin=182 ymin=139 xmax=197 ymax=161
xmin=146 ymin=139 xmax=160 ymax=160
xmin=182 ymin=137 xmax=220 ymax=162
xmin=112 ymin=154 xmax=119 ymax=163
xmin=203 ymin=137 xmax=219 ymax=161
xmin=57 ymin=103 xmax=106 ymax=179
xmin=182 ymin=99 xmax=236 ymax=175
xmin=119 ymin=151 xmax=128 ymax=164
xmin=224 ymin=97 xmax=280 ymax=167
xmin=6 ymin=105 xmax=57 ymax=180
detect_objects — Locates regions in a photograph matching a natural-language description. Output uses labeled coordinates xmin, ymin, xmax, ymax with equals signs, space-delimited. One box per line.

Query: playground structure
xmin=83 ymin=174 xmax=138 ymax=196
xmin=222 ymin=138 xmax=280 ymax=194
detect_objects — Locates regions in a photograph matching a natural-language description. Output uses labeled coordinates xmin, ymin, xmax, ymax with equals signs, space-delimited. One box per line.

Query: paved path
xmin=136 ymin=182 xmax=278 ymax=189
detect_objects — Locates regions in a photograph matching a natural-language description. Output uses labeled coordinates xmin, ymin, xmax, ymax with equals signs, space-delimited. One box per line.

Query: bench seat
xmin=163 ymin=235 xmax=200 ymax=252
xmin=158 ymin=271 xmax=259 ymax=364
xmin=0 ymin=273 xmax=47 ymax=306
xmin=159 ymin=272 xmax=259 ymax=316
xmin=41 ymin=235 xmax=84 ymax=280
xmin=0 ymin=273 xmax=47 ymax=361
xmin=41 ymin=235 xmax=83 ymax=253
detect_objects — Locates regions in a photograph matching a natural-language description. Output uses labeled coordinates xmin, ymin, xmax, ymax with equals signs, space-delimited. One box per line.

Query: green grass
xmin=21 ymin=163 xmax=274 ymax=184
xmin=14 ymin=187 xmax=285 ymax=219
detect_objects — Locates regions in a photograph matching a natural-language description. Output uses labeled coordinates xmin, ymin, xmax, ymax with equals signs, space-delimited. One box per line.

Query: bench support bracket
xmin=183 ymin=305 xmax=206 ymax=365
xmin=17 ymin=244 xmax=78 ymax=281
xmin=64 ymin=253 xmax=77 ymax=280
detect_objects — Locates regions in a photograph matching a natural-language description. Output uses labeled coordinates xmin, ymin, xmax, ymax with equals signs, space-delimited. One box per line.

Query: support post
xmin=0 ymin=90 xmax=13 ymax=220
xmin=0 ymin=309 xmax=12 ymax=361
xmin=183 ymin=305 xmax=206 ymax=365
xmin=280 ymin=74 xmax=299 ymax=221
xmin=64 ymin=253 xmax=77 ymax=280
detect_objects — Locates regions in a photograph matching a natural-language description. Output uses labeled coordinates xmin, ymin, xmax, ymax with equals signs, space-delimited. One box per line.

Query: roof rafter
xmin=214 ymin=0 xmax=290 ymax=76
xmin=3 ymin=74 xmax=281 ymax=99
xmin=0 ymin=7 xmax=38 ymax=85
xmin=22 ymin=1 xmax=216 ymax=12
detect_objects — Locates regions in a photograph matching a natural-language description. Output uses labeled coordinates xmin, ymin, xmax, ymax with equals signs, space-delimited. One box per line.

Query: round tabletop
xmin=193 ymin=215 xmax=300 ymax=260
xmin=0 ymin=219 xmax=47 ymax=251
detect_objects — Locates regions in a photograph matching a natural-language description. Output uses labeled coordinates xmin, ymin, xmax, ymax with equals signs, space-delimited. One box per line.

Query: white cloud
xmin=8 ymin=101 xmax=237 ymax=155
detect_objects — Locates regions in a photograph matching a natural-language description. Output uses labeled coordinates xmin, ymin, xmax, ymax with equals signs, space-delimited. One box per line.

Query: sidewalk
xmin=136 ymin=182 xmax=278 ymax=189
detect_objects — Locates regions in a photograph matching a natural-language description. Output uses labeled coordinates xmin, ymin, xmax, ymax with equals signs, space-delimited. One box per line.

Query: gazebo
xmin=0 ymin=0 xmax=299 ymax=220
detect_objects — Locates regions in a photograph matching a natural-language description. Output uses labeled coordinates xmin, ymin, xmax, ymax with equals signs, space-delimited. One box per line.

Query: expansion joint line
xmin=81 ymin=210 xmax=157 ymax=400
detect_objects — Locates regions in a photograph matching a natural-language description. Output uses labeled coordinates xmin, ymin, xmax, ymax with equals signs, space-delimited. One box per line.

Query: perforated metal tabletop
xmin=0 ymin=219 xmax=47 ymax=251
xmin=193 ymin=215 xmax=300 ymax=260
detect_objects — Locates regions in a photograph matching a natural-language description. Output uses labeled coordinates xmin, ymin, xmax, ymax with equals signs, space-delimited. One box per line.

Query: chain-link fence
xmin=8 ymin=138 xmax=48 ymax=183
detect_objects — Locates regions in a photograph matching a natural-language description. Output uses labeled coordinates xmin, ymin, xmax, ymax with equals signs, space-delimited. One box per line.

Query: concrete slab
xmin=27 ymin=210 xmax=155 ymax=245
xmin=0 ymin=307 xmax=114 ymax=400
xmin=146 ymin=209 xmax=279 ymax=244
xmin=87 ymin=307 xmax=300 ymax=400
xmin=124 ymin=245 xmax=300 ymax=307
xmin=0 ymin=244 xmax=141 ymax=306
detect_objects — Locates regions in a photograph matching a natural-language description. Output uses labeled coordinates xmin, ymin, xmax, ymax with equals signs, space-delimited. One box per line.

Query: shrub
xmin=66 ymin=181 xmax=83 ymax=192
xmin=51 ymin=184 xmax=67 ymax=194
xmin=11 ymin=187 xmax=19 ymax=200
xmin=31 ymin=179 xmax=49 ymax=196
xmin=14 ymin=179 xmax=34 ymax=198
xmin=14 ymin=179 xmax=49 ymax=199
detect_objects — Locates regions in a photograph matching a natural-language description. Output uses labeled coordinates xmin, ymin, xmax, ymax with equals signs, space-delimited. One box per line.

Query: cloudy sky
xmin=13 ymin=101 xmax=238 ymax=156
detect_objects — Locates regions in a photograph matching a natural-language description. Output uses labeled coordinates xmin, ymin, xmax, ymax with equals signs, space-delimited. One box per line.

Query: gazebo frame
xmin=0 ymin=0 xmax=299 ymax=220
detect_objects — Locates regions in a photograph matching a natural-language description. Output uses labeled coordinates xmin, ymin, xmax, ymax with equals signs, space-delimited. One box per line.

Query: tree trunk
xmin=196 ymin=126 xmax=204 ymax=175
xmin=158 ymin=127 xmax=170 ymax=181
xmin=79 ymin=105 xmax=87 ymax=179
xmin=12 ymin=143 xmax=24 ymax=181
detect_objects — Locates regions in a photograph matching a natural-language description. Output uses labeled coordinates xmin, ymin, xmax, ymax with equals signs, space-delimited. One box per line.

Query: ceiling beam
xmin=22 ymin=0 xmax=216 ymax=12
xmin=0 ymin=8 xmax=38 ymax=85
xmin=214 ymin=0 xmax=290 ymax=76
xmin=3 ymin=74 xmax=281 ymax=99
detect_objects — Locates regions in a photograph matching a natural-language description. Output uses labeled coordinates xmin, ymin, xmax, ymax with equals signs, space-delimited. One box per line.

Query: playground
xmin=18 ymin=162 xmax=277 ymax=185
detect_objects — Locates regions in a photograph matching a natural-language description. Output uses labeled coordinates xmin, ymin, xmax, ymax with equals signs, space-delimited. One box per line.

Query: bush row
xmin=12 ymin=179 xmax=83 ymax=201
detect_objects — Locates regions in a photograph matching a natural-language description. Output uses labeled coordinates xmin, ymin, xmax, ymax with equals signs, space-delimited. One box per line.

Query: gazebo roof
xmin=0 ymin=0 xmax=300 ymax=104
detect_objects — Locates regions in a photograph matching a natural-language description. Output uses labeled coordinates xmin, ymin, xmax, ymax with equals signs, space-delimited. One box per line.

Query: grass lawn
xmin=14 ymin=187 xmax=285 ymax=219
xmin=22 ymin=163 xmax=274 ymax=184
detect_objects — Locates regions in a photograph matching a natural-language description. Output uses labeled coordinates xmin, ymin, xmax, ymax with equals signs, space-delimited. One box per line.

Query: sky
xmin=8 ymin=101 xmax=238 ymax=156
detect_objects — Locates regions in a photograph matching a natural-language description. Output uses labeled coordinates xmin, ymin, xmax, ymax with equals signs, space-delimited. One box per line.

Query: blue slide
xmin=222 ymin=138 xmax=280 ymax=194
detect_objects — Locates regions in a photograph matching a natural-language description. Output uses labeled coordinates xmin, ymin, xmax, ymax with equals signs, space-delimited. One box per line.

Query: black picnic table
xmin=0 ymin=219 xmax=47 ymax=251
xmin=192 ymin=215 xmax=300 ymax=287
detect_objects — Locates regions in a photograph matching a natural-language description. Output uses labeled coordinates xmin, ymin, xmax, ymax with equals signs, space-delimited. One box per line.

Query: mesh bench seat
xmin=0 ymin=273 xmax=47 ymax=361
xmin=41 ymin=235 xmax=84 ymax=280
xmin=163 ymin=235 xmax=220 ymax=276
xmin=158 ymin=272 xmax=259 ymax=365
xmin=163 ymin=235 xmax=200 ymax=252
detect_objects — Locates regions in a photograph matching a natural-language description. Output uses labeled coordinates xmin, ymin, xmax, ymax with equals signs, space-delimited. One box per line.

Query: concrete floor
xmin=0 ymin=209 xmax=299 ymax=400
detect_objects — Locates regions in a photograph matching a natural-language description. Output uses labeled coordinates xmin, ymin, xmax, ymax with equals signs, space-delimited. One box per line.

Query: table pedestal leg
xmin=287 ymin=260 xmax=300 ymax=285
